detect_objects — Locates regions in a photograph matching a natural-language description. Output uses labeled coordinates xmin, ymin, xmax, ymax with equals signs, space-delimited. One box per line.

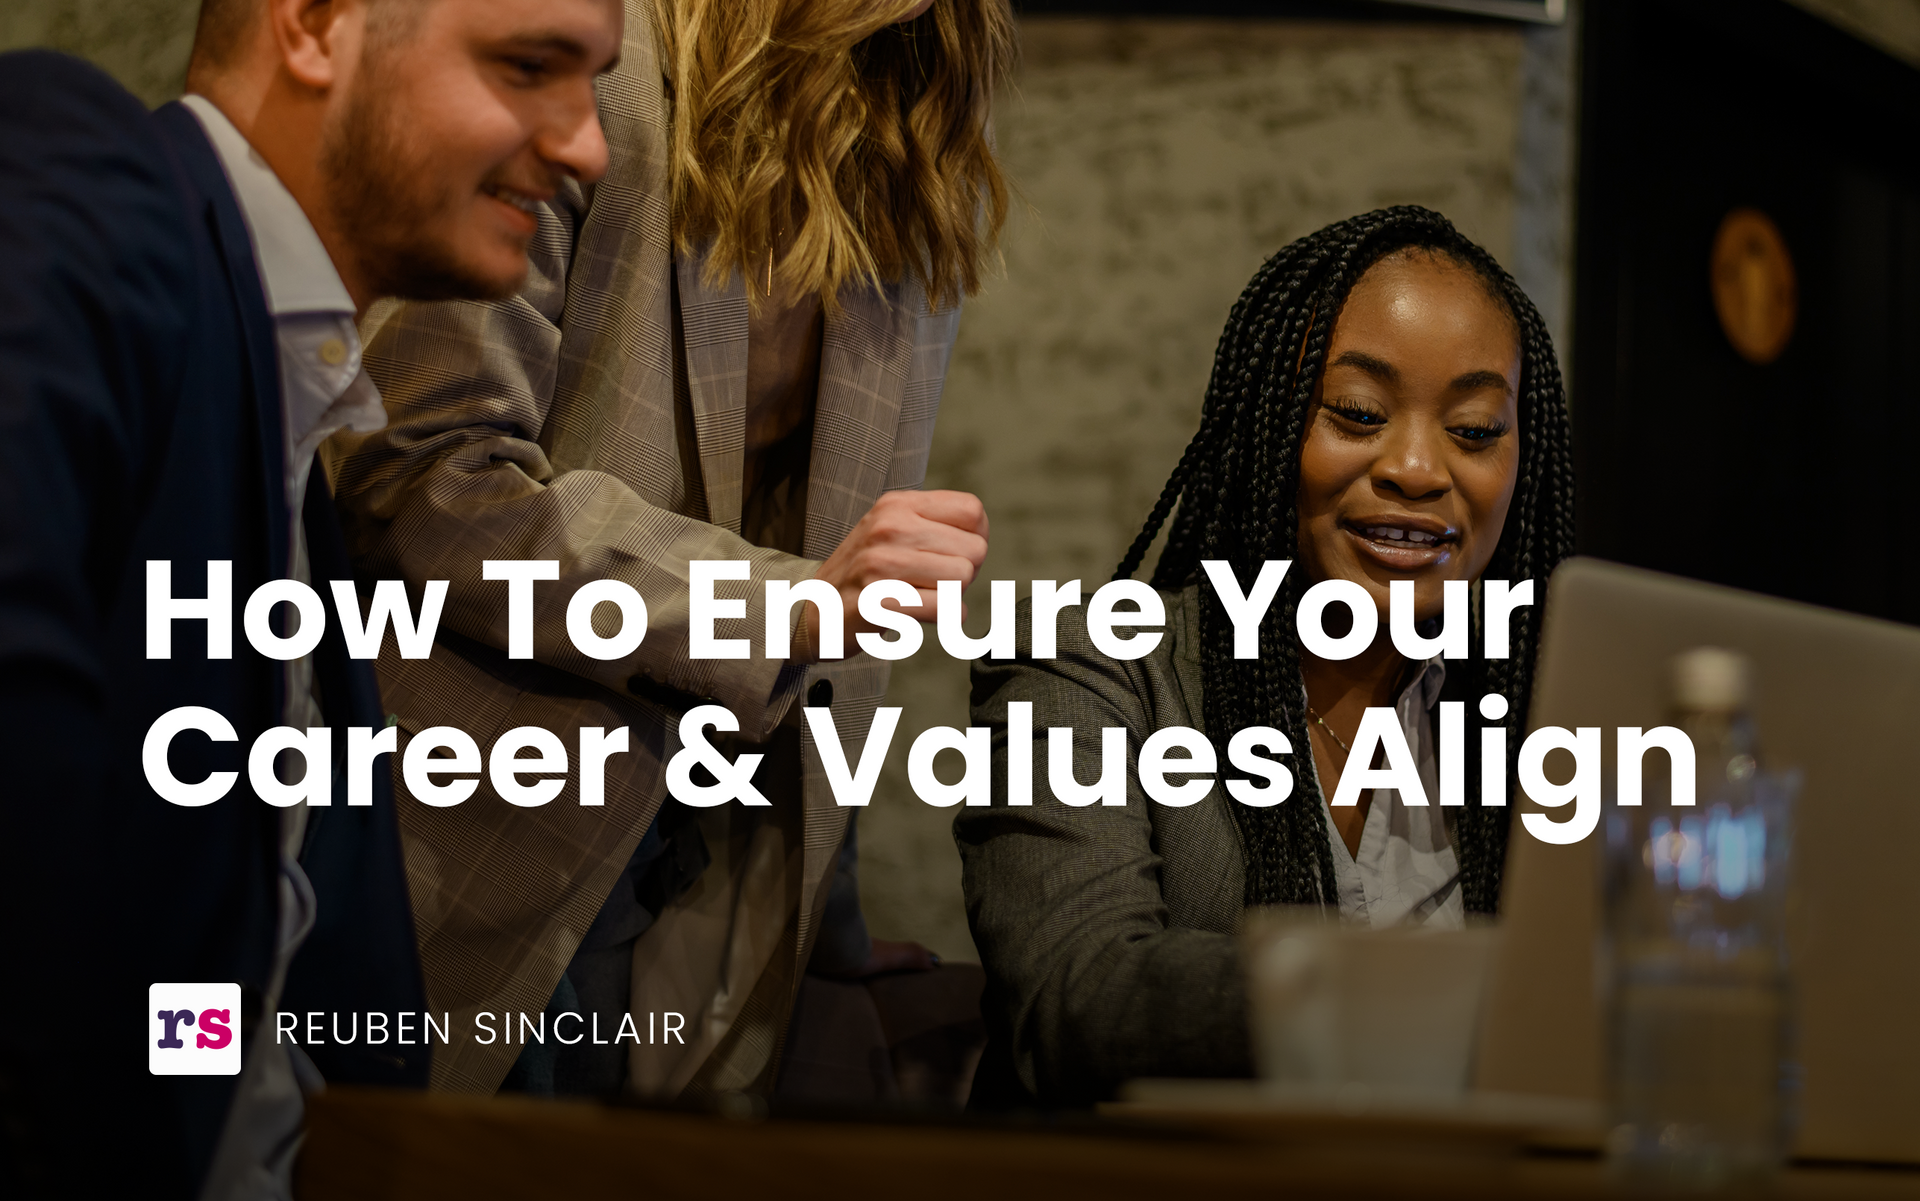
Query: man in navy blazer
xmin=0 ymin=0 xmax=619 ymax=1195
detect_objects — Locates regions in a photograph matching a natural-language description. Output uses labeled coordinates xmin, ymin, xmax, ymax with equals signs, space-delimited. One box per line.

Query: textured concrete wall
xmin=1512 ymin=8 xmax=1578 ymax=371
xmin=8 ymin=0 xmax=1911 ymax=95
xmin=0 ymin=0 xmax=197 ymax=105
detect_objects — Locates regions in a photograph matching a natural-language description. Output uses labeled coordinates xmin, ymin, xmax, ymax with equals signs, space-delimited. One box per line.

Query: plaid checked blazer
xmin=327 ymin=0 xmax=961 ymax=1096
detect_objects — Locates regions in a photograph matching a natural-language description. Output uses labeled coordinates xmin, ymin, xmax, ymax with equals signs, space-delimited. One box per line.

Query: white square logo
xmin=149 ymin=983 xmax=243 ymax=1076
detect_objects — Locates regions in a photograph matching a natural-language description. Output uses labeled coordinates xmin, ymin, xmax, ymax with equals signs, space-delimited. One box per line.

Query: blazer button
xmin=808 ymin=678 xmax=833 ymax=709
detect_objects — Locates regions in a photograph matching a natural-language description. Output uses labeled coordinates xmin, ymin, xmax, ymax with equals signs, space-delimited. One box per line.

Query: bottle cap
xmin=1671 ymin=646 xmax=1752 ymax=711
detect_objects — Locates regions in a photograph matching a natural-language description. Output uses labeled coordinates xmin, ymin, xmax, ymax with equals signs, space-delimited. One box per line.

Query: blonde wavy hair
xmin=652 ymin=0 xmax=1015 ymax=312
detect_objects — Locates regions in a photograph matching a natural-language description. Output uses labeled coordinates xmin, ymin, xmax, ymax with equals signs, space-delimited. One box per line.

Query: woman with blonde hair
xmin=329 ymin=0 xmax=1014 ymax=1101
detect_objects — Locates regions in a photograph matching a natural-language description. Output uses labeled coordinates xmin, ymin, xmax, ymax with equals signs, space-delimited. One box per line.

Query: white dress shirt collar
xmin=178 ymin=94 xmax=387 ymax=506
xmin=177 ymin=94 xmax=355 ymax=318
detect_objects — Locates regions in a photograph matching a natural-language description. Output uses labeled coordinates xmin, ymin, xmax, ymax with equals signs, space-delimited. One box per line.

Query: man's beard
xmin=320 ymin=68 xmax=527 ymax=304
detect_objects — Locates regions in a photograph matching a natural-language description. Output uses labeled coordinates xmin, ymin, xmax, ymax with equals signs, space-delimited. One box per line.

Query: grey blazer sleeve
xmin=955 ymin=597 xmax=1254 ymax=1104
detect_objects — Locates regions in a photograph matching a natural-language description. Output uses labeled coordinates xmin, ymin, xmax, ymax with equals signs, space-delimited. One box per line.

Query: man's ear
xmin=269 ymin=0 xmax=364 ymax=90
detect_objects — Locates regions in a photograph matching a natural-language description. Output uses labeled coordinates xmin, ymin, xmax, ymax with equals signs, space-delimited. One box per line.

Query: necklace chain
xmin=1306 ymin=705 xmax=1350 ymax=755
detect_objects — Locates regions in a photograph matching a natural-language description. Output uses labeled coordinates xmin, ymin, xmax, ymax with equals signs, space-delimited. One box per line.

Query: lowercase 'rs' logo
xmin=149 ymin=983 xmax=242 ymax=1076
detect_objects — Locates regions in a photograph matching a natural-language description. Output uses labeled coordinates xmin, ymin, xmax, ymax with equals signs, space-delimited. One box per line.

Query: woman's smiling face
xmin=1295 ymin=249 xmax=1523 ymax=625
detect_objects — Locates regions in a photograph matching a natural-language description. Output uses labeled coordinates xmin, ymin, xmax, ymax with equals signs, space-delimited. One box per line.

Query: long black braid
xmin=1113 ymin=206 xmax=1576 ymax=915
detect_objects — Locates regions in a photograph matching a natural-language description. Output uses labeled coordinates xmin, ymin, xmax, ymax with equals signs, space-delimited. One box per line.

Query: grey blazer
xmin=957 ymin=585 xmax=1257 ymax=1106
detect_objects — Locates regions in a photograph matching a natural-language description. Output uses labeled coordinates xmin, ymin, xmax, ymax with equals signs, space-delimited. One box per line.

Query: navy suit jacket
xmin=0 ymin=53 xmax=426 ymax=1199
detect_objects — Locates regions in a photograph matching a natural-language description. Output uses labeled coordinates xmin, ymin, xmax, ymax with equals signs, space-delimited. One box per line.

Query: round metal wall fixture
xmin=1710 ymin=208 xmax=1797 ymax=365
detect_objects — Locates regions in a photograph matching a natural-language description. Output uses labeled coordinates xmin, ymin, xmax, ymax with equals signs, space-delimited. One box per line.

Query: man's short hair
xmin=189 ymin=0 xmax=254 ymax=73
xmin=189 ymin=0 xmax=421 ymax=79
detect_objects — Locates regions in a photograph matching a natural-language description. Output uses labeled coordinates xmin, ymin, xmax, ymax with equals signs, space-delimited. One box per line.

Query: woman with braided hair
xmin=956 ymin=205 xmax=1576 ymax=1106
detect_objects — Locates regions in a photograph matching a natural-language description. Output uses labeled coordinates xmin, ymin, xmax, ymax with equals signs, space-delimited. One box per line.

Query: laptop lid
xmin=1471 ymin=557 xmax=1920 ymax=1163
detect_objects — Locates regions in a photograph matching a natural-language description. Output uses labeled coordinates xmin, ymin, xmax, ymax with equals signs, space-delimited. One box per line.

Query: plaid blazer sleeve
xmin=329 ymin=184 xmax=816 ymax=737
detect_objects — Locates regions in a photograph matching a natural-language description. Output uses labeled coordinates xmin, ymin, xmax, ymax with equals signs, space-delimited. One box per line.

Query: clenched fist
xmin=806 ymin=489 xmax=989 ymax=657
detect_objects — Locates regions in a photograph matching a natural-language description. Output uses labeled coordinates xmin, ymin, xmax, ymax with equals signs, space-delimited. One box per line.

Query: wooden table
xmin=298 ymin=1087 xmax=1920 ymax=1200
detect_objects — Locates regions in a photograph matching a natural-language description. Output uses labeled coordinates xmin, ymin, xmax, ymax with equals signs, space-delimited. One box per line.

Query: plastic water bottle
xmin=1602 ymin=647 xmax=1797 ymax=1190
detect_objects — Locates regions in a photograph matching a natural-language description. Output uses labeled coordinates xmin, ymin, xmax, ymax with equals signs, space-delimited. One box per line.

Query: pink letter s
xmin=196 ymin=1008 xmax=233 ymax=1050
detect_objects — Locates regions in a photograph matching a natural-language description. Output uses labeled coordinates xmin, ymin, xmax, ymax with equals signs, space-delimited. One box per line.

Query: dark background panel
xmin=1573 ymin=0 xmax=1920 ymax=626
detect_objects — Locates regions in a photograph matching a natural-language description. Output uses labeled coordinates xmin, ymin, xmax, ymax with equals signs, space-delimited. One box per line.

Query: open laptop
xmin=1471 ymin=557 xmax=1920 ymax=1163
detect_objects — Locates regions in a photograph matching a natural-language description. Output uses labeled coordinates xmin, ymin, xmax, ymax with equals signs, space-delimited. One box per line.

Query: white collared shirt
xmin=179 ymin=95 xmax=386 ymax=518
xmin=179 ymin=93 xmax=388 ymax=1201
xmin=1309 ymin=657 xmax=1466 ymax=929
